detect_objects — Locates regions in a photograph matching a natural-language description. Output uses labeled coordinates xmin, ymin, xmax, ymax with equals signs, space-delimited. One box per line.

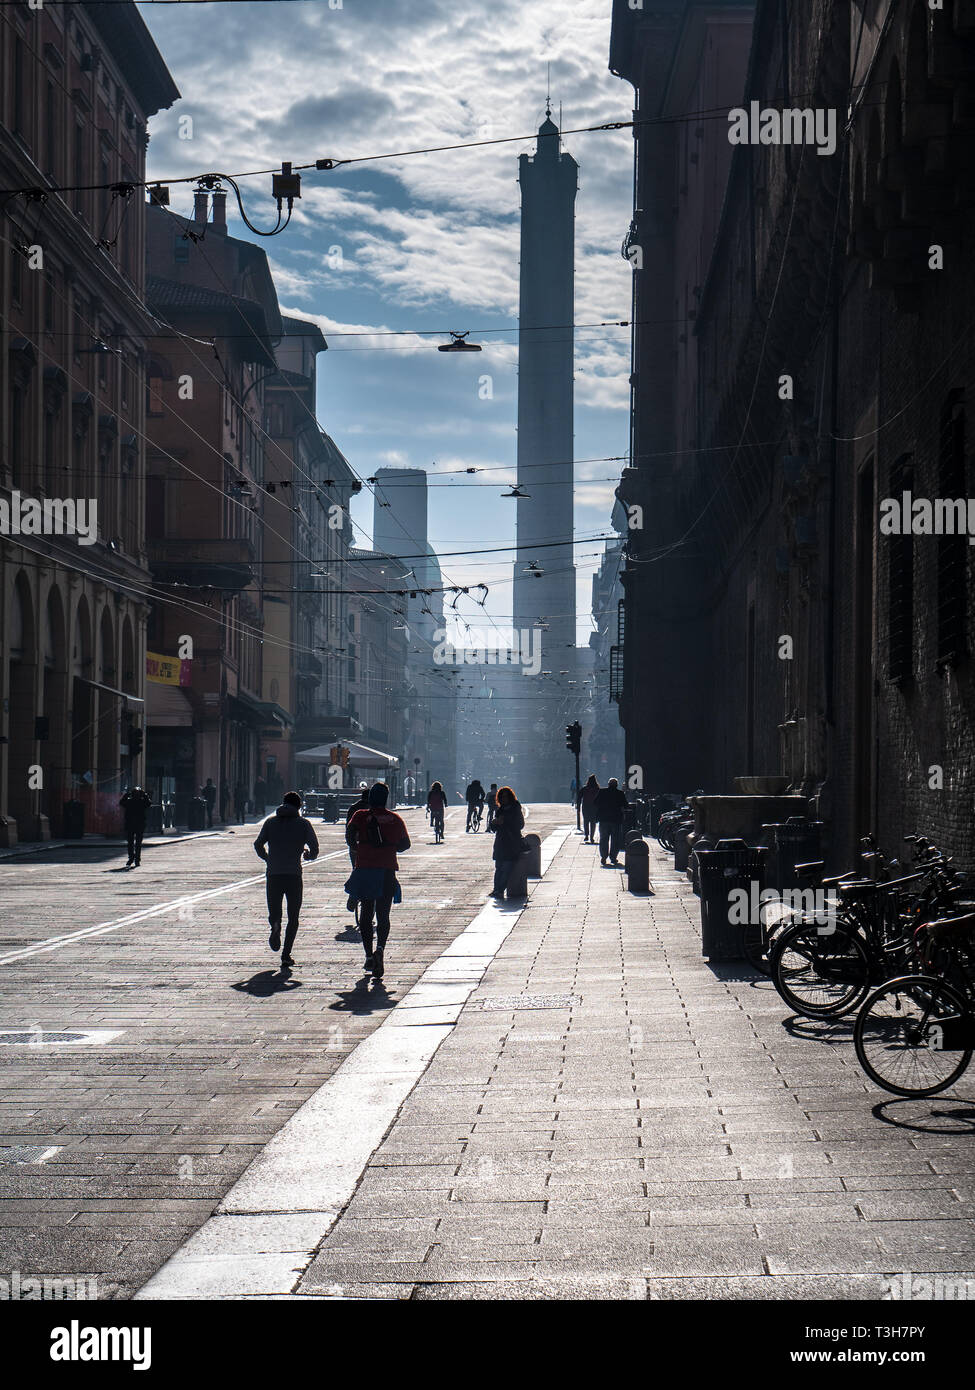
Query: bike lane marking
xmin=134 ymin=824 xmax=575 ymax=1299
xmin=0 ymin=849 xmax=352 ymax=967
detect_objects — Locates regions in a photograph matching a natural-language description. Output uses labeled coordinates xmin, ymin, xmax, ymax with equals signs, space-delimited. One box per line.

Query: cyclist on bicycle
xmin=465 ymin=779 xmax=486 ymax=832
xmin=427 ymin=781 xmax=447 ymax=840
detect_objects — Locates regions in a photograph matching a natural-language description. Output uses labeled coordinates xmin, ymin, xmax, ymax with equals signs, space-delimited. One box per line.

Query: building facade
xmin=0 ymin=0 xmax=178 ymax=843
xmin=143 ymin=191 xmax=279 ymax=821
xmin=610 ymin=0 xmax=975 ymax=865
xmin=263 ymin=315 xmax=358 ymax=795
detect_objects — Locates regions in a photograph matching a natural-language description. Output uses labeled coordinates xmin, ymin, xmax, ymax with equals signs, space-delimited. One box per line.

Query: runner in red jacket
xmin=346 ymin=783 xmax=411 ymax=979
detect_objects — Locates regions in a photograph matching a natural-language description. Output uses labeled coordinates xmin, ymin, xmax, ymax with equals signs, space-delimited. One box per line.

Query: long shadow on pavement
xmin=872 ymin=1097 xmax=975 ymax=1136
xmin=329 ymin=978 xmax=396 ymax=1016
xmin=231 ymin=970 xmax=304 ymax=997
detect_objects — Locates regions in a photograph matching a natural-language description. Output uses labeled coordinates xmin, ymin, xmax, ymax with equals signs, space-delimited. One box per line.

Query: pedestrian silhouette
xmin=253 ymin=790 xmax=319 ymax=967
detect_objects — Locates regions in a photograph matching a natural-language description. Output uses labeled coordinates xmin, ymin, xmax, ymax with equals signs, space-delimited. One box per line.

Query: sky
xmin=139 ymin=0 xmax=634 ymax=647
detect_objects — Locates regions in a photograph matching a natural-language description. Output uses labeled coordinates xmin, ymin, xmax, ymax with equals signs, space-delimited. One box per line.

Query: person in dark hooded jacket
xmin=254 ymin=791 xmax=319 ymax=967
xmin=593 ymin=778 xmax=628 ymax=866
xmin=489 ymin=786 xmax=525 ymax=899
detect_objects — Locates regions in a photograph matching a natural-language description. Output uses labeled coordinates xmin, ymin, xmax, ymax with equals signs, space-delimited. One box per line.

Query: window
xmin=887 ymin=454 xmax=913 ymax=683
xmin=73 ymin=123 xmax=85 ymax=218
xmin=146 ymin=476 xmax=165 ymax=541
xmin=43 ymin=409 xmax=58 ymax=495
xmin=936 ymin=393 xmax=968 ymax=667
xmin=10 ymin=389 xmax=25 ymax=488
xmin=13 ymin=37 xmax=26 ymax=139
xmin=10 ymin=246 xmax=23 ymax=307
xmin=45 ymin=81 xmax=59 ymax=178
xmin=44 ymin=271 xmax=57 ymax=335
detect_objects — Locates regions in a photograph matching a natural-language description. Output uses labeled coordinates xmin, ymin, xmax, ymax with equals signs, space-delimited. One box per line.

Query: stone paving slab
xmin=295 ymin=834 xmax=975 ymax=1298
xmin=0 ymin=806 xmax=563 ymax=1296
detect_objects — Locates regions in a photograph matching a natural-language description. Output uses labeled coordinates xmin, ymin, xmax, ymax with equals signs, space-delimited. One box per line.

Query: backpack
xmin=366 ymin=813 xmax=384 ymax=849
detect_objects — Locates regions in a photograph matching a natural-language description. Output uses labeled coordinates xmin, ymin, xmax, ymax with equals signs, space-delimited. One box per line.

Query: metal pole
xmin=575 ymin=746 xmax=581 ymax=830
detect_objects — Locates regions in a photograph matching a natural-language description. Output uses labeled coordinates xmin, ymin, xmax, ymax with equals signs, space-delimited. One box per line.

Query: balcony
xmin=148 ymin=538 xmax=256 ymax=592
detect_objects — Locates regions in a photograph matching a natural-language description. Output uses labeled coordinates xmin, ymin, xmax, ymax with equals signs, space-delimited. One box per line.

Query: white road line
xmin=0 ymin=849 xmax=350 ymax=967
xmin=134 ymin=824 xmax=574 ymax=1300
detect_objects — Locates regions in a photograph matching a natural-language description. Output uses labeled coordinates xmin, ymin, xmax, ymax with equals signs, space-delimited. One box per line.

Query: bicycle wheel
xmin=771 ymin=921 xmax=871 ymax=1017
xmin=854 ymin=975 xmax=972 ymax=1097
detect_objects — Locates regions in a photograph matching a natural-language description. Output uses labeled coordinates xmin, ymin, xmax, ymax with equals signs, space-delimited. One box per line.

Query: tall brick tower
xmin=506 ymin=107 xmax=579 ymax=801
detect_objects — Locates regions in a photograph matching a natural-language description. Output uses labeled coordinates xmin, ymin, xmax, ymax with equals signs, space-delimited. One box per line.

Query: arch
xmin=7 ymin=572 xmax=38 ymax=833
xmin=862 ymin=109 xmax=883 ymax=207
xmin=883 ymin=59 xmax=903 ymax=160
xmin=70 ymin=595 xmax=94 ymax=778
xmin=96 ymin=606 xmax=118 ymax=782
xmin=120 ymin=615 xmax=137 ymax=694
xmin=41 ymin=585 xmax=69 ymax=823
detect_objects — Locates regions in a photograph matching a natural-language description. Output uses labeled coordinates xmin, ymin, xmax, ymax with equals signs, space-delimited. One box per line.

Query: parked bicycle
xmin=770 ymin=835 xmax=970 ymax=1019
xmin=853 ymin=907 xmax=975 ymax=1096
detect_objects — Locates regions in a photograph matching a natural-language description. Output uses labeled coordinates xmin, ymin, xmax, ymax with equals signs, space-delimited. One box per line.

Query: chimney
xmin=193 ymin=190 xmax=208 ymax=225
xmin=211 ymin=189 xmax=227 ymax=234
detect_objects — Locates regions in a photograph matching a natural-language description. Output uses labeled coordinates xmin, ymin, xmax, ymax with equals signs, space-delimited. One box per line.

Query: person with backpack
xmin=465 ymin=779 xmax=486 ymax=832
xmin=593 ymin=777 xmax=629 ymax=866
xmin=426 ymin=780 xmax=447 ymax=839
xmin=343 ymin=784 xmax=370 ymax=911
xmin=119 ymin=785 xmax=152 ymax=868
xmin=253 ymin=791 xmax=319 ymax=968
xmin=346 ymin=783 xmax=411 ymax=978
xmin=579 ymin=774 xmax=600 ymax=844
xmin=489 ymin=785 xmax=525 ymax=899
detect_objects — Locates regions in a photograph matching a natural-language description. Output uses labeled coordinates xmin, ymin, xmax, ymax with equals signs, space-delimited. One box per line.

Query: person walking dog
xmin=253 ymin=791 xmax=319 ymax=968
xmin=346 ymin=783 xmax=411 ymax=979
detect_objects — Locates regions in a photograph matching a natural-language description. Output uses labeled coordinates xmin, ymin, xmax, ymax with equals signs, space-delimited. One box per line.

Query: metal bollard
xmin=625 ymin=836 xmax=650 ymax=893
xmin=523 ymin=833 xmax=542 ymax=878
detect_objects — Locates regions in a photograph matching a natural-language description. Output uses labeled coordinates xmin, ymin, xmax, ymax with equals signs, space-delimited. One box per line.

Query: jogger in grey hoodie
xmin=254 ymin=792 xmax=319 ymax=966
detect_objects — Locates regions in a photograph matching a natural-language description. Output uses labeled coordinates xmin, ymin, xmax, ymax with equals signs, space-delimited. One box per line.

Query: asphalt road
xmin=0 ymin=802 xmax=566 ymax=1299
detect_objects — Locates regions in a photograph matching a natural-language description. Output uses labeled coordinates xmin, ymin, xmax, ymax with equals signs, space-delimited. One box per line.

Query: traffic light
xmin=329 ymin=744 xmax=341 ymax=765
xmin=565 ymin=722 xmax=581 ymax=754
xmin=129 ymin=726 xmax=144 ymax=756
xmin=340 ymin=747 xmax=350 ymax=770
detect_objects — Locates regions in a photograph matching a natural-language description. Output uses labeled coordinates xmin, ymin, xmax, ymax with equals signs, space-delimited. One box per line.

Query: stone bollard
xmin=625 ymin=836 xmax=650 ymax=893
xmin=674 ymin=827 xmax=693 ymax=872
xmin=505 ymin=850 xmax=531 ymax=898
xmin=523 ymin=833 xmax=542 ymax=878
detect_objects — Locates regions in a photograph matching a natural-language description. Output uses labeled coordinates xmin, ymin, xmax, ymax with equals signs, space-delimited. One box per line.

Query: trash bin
xmin=62 ymin=800 xmax=85 ymax=839
xmin=321 ymin=794 xmax=339 ymax=823
xmin=523 ymin=833 xmax=541 ymax=878
xmin=625 ymin=836 xmax=650 ymax=893
xmin=762 ymin=818 xmax=824 ymax=891
xmin=187 ymin=796 xmax=206 ymax=831
xmin=696 ymin=838 xmax=768 ymax=961
xmin=146 ymin=804 xmax=163 ymax=836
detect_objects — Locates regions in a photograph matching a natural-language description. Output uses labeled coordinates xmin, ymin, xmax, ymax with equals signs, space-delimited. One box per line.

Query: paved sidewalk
xmin=286 ymin=833 xmax=975 ymax=1300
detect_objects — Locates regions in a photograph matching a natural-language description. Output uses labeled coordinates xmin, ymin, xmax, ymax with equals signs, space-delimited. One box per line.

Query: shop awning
xmin=76 ymin=676 xmax=144 ymax=707
xmin=145 ymin=682 xmax=194 ymax=727
xmin=295 ymin=739 xmax=399 ymax=768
